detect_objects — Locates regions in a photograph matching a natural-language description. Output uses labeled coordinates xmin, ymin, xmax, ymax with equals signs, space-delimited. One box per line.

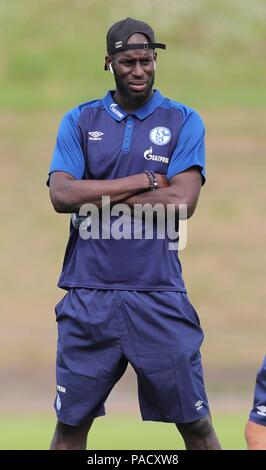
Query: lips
xmin=128 ymin=82 xmax=147 ymax=92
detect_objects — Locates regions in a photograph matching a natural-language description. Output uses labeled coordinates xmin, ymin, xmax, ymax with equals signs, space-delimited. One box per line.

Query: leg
xmin=52 ymin=290 xmax=128 ymax=450
xmin=245 ymin=420 xmax=266 ymax=450
xmin=50 ymin=418 xmax=94 ymax=450
xmin=245 ymin=356 xmax=266 ymax=450
xmin=125 ymin=292 xmax=220 ymax=445
xmin=175 ymin=414 xmax=222 ymax=450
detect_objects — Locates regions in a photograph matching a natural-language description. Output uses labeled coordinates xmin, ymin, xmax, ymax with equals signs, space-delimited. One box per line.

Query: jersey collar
xmin=102 ymin=90 xmax=165 ymax=121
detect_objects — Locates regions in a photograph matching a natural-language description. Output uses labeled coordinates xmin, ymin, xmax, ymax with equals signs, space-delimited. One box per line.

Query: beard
xmin=113 ymin=70 xmax=155 ymax=107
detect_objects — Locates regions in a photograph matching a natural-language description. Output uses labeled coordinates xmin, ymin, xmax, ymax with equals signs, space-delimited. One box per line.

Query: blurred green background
xmin=1 ymin=0 xmax=266 ymax=109
xmin=1 ymin=0 xmax=266 ymax=450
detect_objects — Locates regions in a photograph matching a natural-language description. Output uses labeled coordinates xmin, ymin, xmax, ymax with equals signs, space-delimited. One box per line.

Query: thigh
xmin=54 ymin=288 xmax=128 ymax=425
xmin=56 ymin=288 xmax=121 ymax=374
xmin=119 ymin=290 xmax=209 ymax=423
xmin=119 ymin=290 xmax=204 ymax=361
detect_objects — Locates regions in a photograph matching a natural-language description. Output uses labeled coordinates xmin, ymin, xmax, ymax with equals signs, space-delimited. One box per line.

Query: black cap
xmin=105 ymin=17 xmax=166 ymax=70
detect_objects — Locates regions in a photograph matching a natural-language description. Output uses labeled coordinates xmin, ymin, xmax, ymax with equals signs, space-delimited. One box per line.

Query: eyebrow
xmin=118 ymin=54 xmax=152 ymax=61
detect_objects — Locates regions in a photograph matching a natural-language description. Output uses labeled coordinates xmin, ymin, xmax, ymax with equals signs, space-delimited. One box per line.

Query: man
xmin=245 ymin=356 xmax=266 ymax=449
xmin=48 ymin=17 xmax=221 ymax=450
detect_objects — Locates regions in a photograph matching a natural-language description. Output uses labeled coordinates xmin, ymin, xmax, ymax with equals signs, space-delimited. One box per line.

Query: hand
xmin=155 ymin=173 xmax=169 ymax=189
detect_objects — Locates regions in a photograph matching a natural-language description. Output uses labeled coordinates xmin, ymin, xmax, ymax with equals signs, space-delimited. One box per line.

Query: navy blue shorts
xmin=249 ymin=356 xmax=266 ymax=426
xmin=53 ymin=289 xmax=210 ymax=425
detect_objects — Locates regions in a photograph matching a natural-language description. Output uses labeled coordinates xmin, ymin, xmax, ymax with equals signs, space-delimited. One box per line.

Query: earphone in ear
xmin=109 ymin=64 xmax=114 ymax=74
xmin=153 ymin=62 xmax=156 ymax=70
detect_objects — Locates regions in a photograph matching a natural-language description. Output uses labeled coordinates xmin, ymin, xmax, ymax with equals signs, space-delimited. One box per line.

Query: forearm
xmin=124 ymin=186 xmax=177 ymax=207
xmin=124 ymin=187 xmax=195 ymax=218
xmin=50 ymin=172 xmax=150 ymax=213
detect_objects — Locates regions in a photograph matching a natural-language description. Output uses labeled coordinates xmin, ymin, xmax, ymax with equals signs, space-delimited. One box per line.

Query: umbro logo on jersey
xmin=195 ymin=400 xmax=203 ymax=411
xmin=88 ymin=131 xmax=104 ymax=141
xmin=257 ymin=405 xmax=266 ymax=416
xmin=144 ymin=147 xmax=169 ymax=164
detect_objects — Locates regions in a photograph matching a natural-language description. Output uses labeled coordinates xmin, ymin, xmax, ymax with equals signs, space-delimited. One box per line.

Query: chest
xmin=81 ymin=113 xmax=179 ymax=179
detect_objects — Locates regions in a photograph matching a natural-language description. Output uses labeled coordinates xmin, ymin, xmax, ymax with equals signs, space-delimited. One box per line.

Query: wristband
xmin=144 ymin=170 xmax=158 ymax=191
xmin=149 ymin=171 xmax=158 ymax=191
xmin=144 ymin=170 xmax=154 ymax=190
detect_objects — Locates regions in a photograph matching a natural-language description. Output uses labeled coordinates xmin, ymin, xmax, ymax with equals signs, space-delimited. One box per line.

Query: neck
xmin=112 ymin=89 xmax=154 ymax=113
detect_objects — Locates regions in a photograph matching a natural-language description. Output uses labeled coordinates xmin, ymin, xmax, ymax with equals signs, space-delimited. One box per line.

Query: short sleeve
xmin=47 ymin=108 xmax=85 ymax=186
xmin=167 ymin=111 xmax=206 ymax=185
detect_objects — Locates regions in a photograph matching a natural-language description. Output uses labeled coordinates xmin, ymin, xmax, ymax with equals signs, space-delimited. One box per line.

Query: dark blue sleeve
xmin=47 ymin=108 xmax=85 ymax=184
xmin=167 ymin=110 xmax=206 ymax=185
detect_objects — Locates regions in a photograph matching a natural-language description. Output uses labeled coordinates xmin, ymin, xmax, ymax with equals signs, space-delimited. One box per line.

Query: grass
xmin=0 ymin=414 xmax=247 ymax=450
xmin=0 ymin=0 xmax=266 ymax=109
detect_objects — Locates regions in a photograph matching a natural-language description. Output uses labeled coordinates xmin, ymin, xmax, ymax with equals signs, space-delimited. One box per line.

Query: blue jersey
xmin=48 ymin=90 xmax=206 ymax=291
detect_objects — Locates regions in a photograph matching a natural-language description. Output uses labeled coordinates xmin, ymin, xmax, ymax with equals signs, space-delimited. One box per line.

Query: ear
xmin=105 ymin=55 xmax=112 ymax=71
xmin=153 ymin=52 xmax=157 ymax=70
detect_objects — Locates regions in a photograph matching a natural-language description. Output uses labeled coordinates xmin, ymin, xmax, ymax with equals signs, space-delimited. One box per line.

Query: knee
xmin=245 ymin=420 xmax=266 ymax=450
xmin=245 ymin=421 xmax=253 ymax=445
xmin=55 ymin=419 xmax=93 ymax=438
xmin=177 ymin=415 xmax=213 ymax=438
xmin=50 ymin=419 xmax=93 ymax=450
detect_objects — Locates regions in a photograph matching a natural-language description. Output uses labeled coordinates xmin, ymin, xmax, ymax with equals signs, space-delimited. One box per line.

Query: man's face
xmin=107 ymin=33 xmax=156 ymax=105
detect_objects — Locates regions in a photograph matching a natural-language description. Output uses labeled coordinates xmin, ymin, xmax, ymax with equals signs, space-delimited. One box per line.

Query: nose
xmin=132 ymin=61 xmax=144 ymax=78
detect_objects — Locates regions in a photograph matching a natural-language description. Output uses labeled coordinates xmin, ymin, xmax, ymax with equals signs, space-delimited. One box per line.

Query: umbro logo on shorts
xmin=195 ymin=400 xmax=203 ymax=411
xmin=257 ymin=405 xmax=266 ymax=416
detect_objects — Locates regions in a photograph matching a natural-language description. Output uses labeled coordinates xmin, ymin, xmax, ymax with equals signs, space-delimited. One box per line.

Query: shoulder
xmin=62 ymin=98 xmax=103 ymax=125
xmin=162 ymin=97 xmax=205 ymax=128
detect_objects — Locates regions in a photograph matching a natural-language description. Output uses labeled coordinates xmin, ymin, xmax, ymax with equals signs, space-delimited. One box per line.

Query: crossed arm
xmin=49 ymin=167 xmax=202 ymax=219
